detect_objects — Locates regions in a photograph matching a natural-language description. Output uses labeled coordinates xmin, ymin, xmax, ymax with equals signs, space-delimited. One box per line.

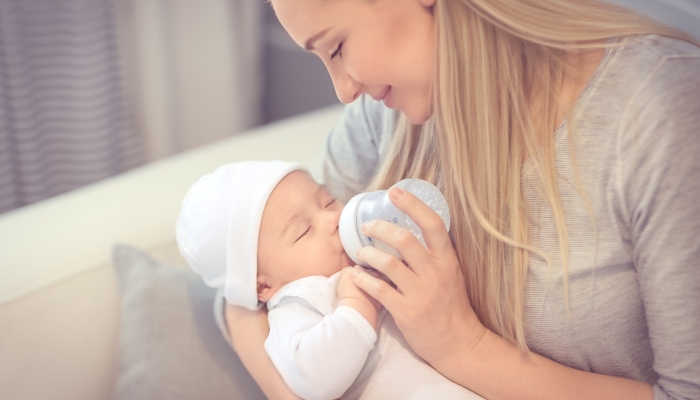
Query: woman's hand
xmin=351 ymin=188 xmax=657 ymax=400
xmin=351 ymin=187 xmax=486 ymax=369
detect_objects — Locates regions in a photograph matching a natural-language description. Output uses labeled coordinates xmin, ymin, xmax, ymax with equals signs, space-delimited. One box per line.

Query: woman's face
xmin=272 ymin=0 xmax=437 ymax=124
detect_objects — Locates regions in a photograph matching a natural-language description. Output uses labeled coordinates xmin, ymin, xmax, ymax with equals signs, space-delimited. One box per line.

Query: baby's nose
xmin=324 ymin=210 xmax=341 ymax=235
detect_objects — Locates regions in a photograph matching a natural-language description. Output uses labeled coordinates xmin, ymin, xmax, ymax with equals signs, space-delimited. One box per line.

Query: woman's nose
xmin=329 ymin=67 xmax=361 ymax=104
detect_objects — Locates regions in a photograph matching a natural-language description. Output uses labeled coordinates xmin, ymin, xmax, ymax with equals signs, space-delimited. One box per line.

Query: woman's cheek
xmin=344 ymin=52 xmax=384 ymax=87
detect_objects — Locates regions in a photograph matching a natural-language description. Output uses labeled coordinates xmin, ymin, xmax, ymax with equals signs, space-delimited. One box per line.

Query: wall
xmin=114 ymin=0 xmax=264 ymax=161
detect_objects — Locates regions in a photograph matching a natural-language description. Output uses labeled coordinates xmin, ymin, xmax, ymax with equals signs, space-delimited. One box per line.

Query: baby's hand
xmin=338 ymin=266 xmax=382 ymax=310
xmin=337 ymin=266 xmax=382 ymax=329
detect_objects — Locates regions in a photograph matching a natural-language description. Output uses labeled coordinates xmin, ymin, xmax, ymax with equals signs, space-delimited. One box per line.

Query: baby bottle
xmin=339 ymin=178 xmax=450 ymax=267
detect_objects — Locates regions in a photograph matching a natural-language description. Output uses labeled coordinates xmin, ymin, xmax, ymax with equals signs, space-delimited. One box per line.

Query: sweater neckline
xmin=521 ymin=37 xmax=622 ymax=177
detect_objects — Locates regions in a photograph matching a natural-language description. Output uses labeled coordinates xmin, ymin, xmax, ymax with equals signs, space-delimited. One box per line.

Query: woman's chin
xmin=402 ymin=104 xmax=433 ymax=125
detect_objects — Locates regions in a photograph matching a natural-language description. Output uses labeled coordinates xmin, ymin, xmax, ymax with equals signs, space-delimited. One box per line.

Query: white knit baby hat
xmin=176 ymin=160 xmax=307 ymax=310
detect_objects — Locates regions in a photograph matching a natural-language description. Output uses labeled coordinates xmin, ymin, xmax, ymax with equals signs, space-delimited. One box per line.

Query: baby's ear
xmin=256 ymin=276 xmax=274 ymax=303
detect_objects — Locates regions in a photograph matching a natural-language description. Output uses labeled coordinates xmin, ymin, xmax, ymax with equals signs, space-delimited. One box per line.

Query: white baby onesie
xmin=265 ymin=272 xmax=484 ymax=400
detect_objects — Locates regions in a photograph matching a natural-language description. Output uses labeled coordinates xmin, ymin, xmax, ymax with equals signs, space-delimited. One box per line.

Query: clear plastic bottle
xmin=339 ymin=178 xmax=450 ymax=266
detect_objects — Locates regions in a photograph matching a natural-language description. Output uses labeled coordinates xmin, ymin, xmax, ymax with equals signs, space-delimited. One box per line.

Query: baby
xmin=176 ymin=160 xmax=482 ymax=400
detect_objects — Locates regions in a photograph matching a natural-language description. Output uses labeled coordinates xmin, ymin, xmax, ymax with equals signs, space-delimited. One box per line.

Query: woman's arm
xmin=440 ymin=329 xmax=653 ymax=400
xmin=350 ymin=189 xmax=656 ymax=400
xmin=223 ymin=302 xmax=302 ymax=400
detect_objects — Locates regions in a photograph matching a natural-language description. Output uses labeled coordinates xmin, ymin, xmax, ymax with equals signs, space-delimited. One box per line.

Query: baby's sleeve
xmin=265 ymin=301 xmax=377 ymax=400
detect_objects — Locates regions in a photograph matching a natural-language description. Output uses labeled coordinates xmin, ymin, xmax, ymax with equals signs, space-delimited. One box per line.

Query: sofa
xmin=0 ymin=105 xmax=344 ymax=400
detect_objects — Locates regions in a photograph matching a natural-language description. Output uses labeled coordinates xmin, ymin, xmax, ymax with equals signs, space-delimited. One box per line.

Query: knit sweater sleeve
xmin=613 ymin=54 xmax=700 ymax=400
xmin=322 ymin=95 xmax=397 ymax=203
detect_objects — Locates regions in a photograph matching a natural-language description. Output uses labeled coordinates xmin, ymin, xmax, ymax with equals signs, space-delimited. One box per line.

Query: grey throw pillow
xmin=112 ymin=245 xmax=266 ymax=400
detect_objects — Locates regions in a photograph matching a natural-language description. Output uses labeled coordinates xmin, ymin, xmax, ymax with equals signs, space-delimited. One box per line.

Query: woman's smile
xmin=371 ymin=86 xmax=393 ymax=107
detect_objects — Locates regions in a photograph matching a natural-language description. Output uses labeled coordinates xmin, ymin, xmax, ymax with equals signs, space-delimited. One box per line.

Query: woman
xmin=225 ymin=0 xmax=700 ymax=398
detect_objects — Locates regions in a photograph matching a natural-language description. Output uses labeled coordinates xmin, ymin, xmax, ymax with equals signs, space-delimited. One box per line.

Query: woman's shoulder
xmin=607 ymin=34 xmax=700 ymax=88
xmin=600 ymin=35 xmax=700 ymax=207
xmin=571 ymin=33 xmax=700 ymax=210
xmin=621 ymin=34 xmax=700 ymax=58
xmin=592 ymin=34 xmax=700 ymax=129
xmin=323 ymin=96 xmax=398 ymax=201
xmin=612 ymin=35 xmax=700 ymax=120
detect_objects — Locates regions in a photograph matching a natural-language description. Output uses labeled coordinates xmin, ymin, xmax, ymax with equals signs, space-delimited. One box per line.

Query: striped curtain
xmin=0 ymin=0 xmax=143 ymax=214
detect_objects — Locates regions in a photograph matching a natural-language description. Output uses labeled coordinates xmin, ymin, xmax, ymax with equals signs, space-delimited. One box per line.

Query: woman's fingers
xmin=351 ymin=265 xmax=402 ymax=313
xmin=387 ymin=188 xmax=453 ymax=260
xmin=360 ymin=219 xmax=432 ymax=269
xmin=356 ymin=245 xmax=416 ymax=291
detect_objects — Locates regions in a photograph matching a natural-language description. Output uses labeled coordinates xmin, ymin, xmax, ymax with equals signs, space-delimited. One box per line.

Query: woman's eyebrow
xmin=305 ymin=28 xmax=331 ymax=50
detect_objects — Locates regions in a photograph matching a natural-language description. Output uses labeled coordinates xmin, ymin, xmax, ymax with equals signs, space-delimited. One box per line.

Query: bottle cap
xmin=339 ymin=192 xmax=369 ymax=267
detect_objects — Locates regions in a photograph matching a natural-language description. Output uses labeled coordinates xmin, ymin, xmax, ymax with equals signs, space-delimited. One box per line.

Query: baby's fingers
xmin=340 ymin=265 xmax=354 ymax=278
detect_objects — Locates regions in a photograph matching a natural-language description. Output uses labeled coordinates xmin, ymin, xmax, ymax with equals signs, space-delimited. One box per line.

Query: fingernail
xmin=352 ymin=265 xmax=361 ymax=278
xmin=360 ymin=222 xmax=368 ymax=233
xmin=389 ymin=187 xmax=405 ymax=202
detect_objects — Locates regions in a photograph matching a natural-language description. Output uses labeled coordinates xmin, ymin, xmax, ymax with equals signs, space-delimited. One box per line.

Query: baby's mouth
xmin=342 ymin=251 xmax=355 ymax=267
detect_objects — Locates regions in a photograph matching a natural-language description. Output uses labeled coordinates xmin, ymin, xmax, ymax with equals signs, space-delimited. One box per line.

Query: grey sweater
xmin=322 ymin=35 xmax=700 ymax=400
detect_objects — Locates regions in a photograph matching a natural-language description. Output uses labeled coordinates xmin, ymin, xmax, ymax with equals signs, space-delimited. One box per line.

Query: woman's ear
xmin=257 ymin=276 xmax=274 ymax=303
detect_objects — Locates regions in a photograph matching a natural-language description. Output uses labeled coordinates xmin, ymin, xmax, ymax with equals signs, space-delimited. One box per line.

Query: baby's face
xmin=256 ymin=171 xmax=355 ymax=302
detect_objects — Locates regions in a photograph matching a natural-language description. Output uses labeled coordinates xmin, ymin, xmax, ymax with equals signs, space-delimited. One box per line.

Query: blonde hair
xmin=369 ymin=0 xmax=697 ymax=351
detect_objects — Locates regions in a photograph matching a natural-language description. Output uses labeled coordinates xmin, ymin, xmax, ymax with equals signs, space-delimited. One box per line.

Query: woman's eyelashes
xmin=325 ymin=198 xmax=336 ymax=207
xmin=330 ymin=42 xmax=343 ymax=60
xmin=295 ymin=226 xmax=311 ymax=243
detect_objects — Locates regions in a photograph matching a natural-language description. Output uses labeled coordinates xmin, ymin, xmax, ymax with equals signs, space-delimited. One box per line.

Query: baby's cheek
xmin=332 ymin=258 xmax=346 ymax=274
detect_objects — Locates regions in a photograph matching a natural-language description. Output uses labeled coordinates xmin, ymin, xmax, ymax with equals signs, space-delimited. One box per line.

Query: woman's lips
xmin=373 ymin=86 xmax=392 ymax=108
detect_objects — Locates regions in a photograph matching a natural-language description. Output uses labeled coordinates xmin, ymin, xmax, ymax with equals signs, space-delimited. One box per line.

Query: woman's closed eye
xmin=330 ymin=42 xmax=343 ymax=60
xmin=325 ymin=198 xmax=336 ymax=207
xmin=295 ymin=226 xmax=311 ymax=243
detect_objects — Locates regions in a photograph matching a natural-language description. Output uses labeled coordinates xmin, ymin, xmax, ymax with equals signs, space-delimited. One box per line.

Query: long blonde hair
xmin=368 ymin=0 xmax=696 ymax=351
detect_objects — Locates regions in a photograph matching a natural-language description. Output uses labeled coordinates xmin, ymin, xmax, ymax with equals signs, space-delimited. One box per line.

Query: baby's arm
xmin=265 ymin=298 xmax=377 ymax=400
